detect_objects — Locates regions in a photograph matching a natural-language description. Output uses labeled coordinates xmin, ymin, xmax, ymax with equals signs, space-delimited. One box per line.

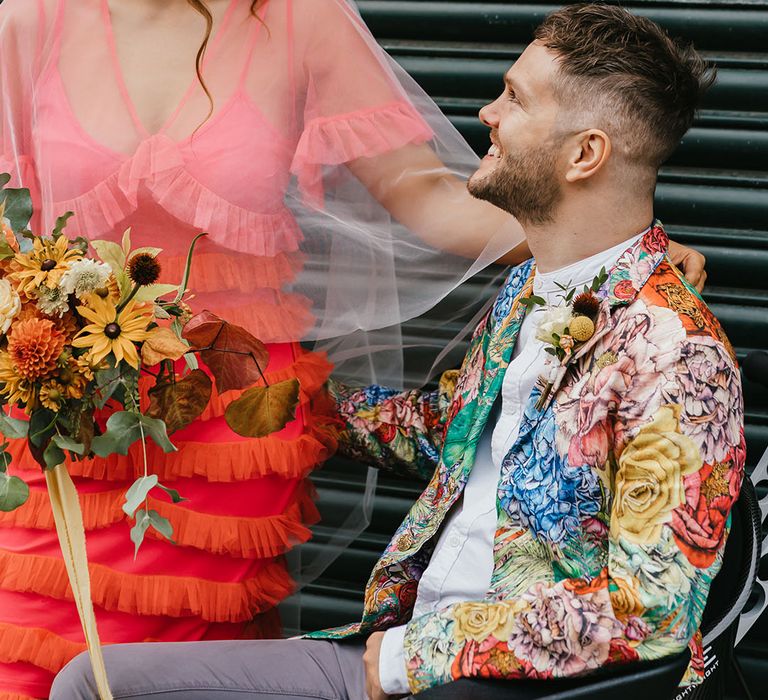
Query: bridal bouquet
xmin=0 ymin=174 xmax=300 ymax=697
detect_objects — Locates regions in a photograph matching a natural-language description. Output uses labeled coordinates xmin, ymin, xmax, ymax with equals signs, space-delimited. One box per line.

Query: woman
xmin=0 ymin=0 xmax=703 ymax=697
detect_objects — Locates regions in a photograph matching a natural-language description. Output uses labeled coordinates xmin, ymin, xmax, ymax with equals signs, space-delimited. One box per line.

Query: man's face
xmin=468 ymin=42 xmax=567 ymax=225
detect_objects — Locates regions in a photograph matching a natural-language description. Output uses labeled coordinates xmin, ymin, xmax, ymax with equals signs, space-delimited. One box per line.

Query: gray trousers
xmin=51 ymin=639 xmax=371 ymax=700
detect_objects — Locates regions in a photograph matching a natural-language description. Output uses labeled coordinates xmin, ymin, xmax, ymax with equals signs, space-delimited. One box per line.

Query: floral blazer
xmin=309 ymin=224 xmax=745 ymax=695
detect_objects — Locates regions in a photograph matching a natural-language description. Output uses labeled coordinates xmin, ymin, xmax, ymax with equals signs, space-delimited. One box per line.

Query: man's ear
xmin=564 ymin=129 xmax=611 ymax=183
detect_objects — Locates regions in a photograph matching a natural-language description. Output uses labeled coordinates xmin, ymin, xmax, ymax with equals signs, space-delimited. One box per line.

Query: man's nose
xmin=479 ymin=100 xmax=499 ymax=128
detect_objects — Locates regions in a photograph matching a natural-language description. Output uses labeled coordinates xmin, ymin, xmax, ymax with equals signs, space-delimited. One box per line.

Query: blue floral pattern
xmin=499 ymin=394 xmax=602 ymax=546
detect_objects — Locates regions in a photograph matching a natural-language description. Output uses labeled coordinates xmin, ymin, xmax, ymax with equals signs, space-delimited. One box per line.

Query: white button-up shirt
xmin=378 ymin=232 xmax=645 ymax=695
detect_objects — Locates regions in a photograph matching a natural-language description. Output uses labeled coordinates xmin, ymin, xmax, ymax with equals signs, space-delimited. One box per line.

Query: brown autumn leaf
xmin=146 ymin=370 xmax=212 ymax=434
xmin=182 ymin=310 xmax=270 ymax=393
xmin=76 ymin=415 xmax=95 ymax=456
xmin=141 ymin=327 xmax=189 ymax=367
xmin=224 ymin=378 xmax=300 ymax=438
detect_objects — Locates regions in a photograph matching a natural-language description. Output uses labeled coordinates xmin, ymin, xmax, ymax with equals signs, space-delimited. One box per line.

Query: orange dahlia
xmin=7 ymin=317 xmax=66 ymax=381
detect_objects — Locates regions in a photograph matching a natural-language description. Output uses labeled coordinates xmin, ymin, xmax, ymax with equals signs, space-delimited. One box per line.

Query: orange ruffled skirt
xmin=0 ymin=343 xmax=337 ymax=699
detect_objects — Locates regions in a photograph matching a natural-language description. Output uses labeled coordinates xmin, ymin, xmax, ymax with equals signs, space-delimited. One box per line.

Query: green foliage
xmin=91 ymin=411 xmax=177 ymax=458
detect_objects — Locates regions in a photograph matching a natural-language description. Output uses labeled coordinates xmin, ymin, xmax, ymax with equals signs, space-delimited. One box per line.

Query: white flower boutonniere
xmin=523 ymin=267 xmax=608 ymax=409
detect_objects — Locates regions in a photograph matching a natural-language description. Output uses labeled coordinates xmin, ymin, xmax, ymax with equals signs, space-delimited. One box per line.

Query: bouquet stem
xmin=45 ymin=463 xmax=113 ymax=699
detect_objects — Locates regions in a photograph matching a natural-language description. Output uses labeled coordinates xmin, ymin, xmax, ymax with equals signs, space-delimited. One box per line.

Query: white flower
xmin=59 ymin=258 xmax=111 ymax=299
xmin=36 ymin=284 xmax=70 ymax=317
xmin=535 ymin=304 xmax=573 ymax=344
xmin=0 ymin=278 xmax=21 ymax=334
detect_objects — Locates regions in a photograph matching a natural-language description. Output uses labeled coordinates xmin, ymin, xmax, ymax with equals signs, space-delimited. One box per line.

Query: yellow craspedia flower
xmin=570 ymin=315 xmax=595 ymax=342
xmin=72 ymin=296 xmax=153 ymax=369
xmin=11 ymin=235 xmax=82 ymax=294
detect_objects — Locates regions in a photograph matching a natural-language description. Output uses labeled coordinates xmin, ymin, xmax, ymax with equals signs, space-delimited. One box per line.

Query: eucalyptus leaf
xmin=0 ymin=184 xmax=33 ymax=234
xmin=157 ymin=484 xmax=187 ymax=504
xmin=0 ymin=471 xmax=29 ymax=512
xmin=0 ymin=449 xmax=11 ymax=472
xmin=0 ymin=174 xmax=9 ymax=187
xmin=51 ymin=434 xmax=86 ymax=455
xmin=148 ymin=509 xmax=174 ymax=541
xmin=29 ymin=409 xmax=56 ymax=448
xmin=43 ymin=441 xmax=65 ymax=470
xmin=130 ymin=508 xmax=151 ymax=559
xmin=0 ymin=412 xmax=28 ymax=440
xmin=122 ymin=474 xmax=159 ymax=517
xmin=91 ymin=411 xmax=176 ymax=458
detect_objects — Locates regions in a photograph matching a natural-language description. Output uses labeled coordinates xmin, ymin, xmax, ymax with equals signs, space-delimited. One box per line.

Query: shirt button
xmin=448 ymin=535 xmax=461 ymax=548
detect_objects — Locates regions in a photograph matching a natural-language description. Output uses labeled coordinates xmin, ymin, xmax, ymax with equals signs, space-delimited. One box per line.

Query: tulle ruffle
xmin=7 ymin=415 xmax=337 ymax=483
xmin=0 ymin=549 xmax=294 ymax=622
xmin=290 ymin=100 xmax=433 ymax=206
xmin=0 ymin=622 xmax=85 ymax=677
xmin=159 ymin=249 xmax=306 ymax=294
xmin=0 ymin=479 xmax=319 ymax=558
xmin=54 ymin=143 xmax=304 ymax=258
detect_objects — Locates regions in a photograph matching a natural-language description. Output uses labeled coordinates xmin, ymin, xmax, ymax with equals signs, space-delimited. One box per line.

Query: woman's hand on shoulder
xmin=668 ymin=240 xmax=707 ymax=292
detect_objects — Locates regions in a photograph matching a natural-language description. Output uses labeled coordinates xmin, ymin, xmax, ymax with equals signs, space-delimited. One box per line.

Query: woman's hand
xmin=668 ymin=240 xmax=707 ymax=292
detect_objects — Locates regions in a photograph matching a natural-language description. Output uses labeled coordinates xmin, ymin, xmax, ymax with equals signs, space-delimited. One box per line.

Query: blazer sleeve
xmin=328 ymin=369 xmax=459 ymax=481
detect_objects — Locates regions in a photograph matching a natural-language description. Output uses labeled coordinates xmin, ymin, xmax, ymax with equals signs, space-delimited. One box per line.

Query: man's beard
xmin=468 ymin=142 xmax=562 ymax=225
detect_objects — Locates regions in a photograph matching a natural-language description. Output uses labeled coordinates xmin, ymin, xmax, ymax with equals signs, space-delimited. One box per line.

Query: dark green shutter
xmin=302 ymin=0 xmax=768 ymax=690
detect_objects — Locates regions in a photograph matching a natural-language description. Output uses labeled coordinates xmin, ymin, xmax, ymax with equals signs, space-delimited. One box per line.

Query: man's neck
xmin=522 ymin=198 xmax=654 ymax=273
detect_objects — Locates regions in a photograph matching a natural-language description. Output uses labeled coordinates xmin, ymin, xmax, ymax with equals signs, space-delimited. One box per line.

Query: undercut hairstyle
xmin=534 ymin=3 xmax=716 ymax=169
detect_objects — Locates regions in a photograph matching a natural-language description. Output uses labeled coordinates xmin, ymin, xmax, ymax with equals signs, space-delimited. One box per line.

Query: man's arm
xmin=329 ymin=369 xmax=459 ymax=481
xmin=397 ymin=336 xmax=744 ymax=694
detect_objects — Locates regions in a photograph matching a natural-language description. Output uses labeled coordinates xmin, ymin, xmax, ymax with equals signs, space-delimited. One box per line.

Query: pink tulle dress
xmin=0 ymin=0 xmax=439 ymax=696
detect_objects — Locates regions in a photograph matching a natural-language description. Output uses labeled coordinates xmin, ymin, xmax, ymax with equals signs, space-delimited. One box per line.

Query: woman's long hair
xmin=186 ymin=0 xmax=266 ymax=117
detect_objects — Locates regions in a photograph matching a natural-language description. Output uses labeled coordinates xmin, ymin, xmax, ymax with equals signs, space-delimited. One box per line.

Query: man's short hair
xmin=534 ymin=3 xmax=716 ymax=169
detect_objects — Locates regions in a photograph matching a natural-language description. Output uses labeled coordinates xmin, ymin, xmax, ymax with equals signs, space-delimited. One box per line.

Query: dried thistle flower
xmin=127 ymin=253 xmax=161 ymax=286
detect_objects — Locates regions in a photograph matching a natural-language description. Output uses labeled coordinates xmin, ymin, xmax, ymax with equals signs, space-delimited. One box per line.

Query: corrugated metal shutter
xmin=300 ymin=0 xmax=768 ymax=691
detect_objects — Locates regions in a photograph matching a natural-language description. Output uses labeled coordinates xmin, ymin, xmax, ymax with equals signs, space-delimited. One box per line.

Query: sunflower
xmin=11 ymin=235 xmax=82 ymax=295
xmin=0 ymin=351 xmax=37 ymax=407
xmin=72 ymin=296 xmax=153 ymax=369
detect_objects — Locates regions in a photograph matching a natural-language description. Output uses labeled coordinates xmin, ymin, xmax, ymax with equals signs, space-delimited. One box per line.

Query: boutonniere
xmin=522 ymin=267 xmax=608 ymax=409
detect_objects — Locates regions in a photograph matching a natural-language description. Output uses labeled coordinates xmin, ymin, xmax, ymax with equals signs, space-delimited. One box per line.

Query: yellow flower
xmin=451 ymin=600 xmax=521 ymax=644
xmin=570 ymin=315 xmax=595 ymax=342
xmin=610 ymin=577 xmax=645 ymax=620
xmin=0 ymin=351 xmax=37 ymax=407
xmin=11 ymin=235 xmax=82 ymax=294
xmin=611 ymin=405 xmax=701 ymax=545
xmin=56 ymin=357 xmax=89 ymax=400
xmin=39 ymin=381 xmax=65 ymax=411
xmin=72 ymin=296 xmax=153 ymax=369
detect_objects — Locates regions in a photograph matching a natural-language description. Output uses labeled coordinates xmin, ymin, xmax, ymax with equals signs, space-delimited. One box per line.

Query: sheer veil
xmin=0 ymin=0 xmax=524 ymax=618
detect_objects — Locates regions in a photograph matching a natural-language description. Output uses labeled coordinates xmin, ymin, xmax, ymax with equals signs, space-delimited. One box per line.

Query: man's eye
xmin=507 ymin=90 xmax=519 ymax=103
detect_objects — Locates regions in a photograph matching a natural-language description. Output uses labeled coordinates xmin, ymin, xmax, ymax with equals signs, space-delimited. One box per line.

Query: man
xmin=52 ymin=4 xmax=743 ymax=699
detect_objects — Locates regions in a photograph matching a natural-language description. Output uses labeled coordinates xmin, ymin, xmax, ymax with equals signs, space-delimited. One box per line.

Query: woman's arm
xmin=349 ymin=143 xmax=707 ymax=290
